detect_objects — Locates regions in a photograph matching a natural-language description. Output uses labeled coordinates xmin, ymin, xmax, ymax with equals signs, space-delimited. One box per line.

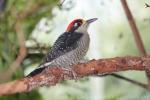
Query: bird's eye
xmin=74 ymin=22 xmax=81 ymax=27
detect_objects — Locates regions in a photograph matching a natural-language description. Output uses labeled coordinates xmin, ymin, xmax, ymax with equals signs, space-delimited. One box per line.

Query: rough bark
xmin=0 ymin=56 xmax=149 ymax=96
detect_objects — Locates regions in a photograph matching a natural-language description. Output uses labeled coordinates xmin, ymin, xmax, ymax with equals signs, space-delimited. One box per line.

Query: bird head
xmin=66 ymin=18 xmax=97 ymax=33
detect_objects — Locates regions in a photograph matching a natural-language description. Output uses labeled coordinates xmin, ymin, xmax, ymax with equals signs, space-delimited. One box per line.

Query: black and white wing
xmin=26 ymin=32 xmax=83 ymax=77
xmin=43 ymin=32 xmax=83 ymax=63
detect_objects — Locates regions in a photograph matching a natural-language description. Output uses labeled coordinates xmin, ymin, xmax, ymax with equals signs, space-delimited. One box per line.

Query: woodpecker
xmin=27 ymin=18 xmax=97 ymax=77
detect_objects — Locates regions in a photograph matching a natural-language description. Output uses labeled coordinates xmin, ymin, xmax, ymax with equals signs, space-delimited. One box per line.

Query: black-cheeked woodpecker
xmin=27 ymin=18 xmax=97 ymax=77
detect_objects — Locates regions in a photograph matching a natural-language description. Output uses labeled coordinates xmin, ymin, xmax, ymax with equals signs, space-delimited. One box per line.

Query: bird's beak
xmin=86 ymin=18 xmax=98 ymax=24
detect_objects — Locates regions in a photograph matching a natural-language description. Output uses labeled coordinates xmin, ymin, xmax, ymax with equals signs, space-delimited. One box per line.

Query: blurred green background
xmin=0 ymin=0 xmax=150 ymax=100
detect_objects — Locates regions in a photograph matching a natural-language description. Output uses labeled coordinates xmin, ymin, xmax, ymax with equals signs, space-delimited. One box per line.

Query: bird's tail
xmin=25 ymin=62 xmax=53 ymax=77
xmin=25 ymin=67 xmax=46 ymax=77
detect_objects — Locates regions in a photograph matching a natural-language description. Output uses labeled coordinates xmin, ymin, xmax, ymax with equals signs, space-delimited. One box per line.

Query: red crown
xmin=66 ymin=19 xmax=82 ymax=31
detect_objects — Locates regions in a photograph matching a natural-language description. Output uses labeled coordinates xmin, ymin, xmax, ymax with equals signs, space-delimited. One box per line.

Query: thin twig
xmin=120 ymin=0 xmax=150 ymax=89
xmin=97 ymin=73 xmax=147 ymax=90
xmin=110 ymin=73 xmax=147 ymax=89
xmin=145 ymin=3 xmax=150 ymax=8
xmin=59 ymin=0 xmax=66 ymax=6
xmin=0 ymin=55 xmax=150 ymax=95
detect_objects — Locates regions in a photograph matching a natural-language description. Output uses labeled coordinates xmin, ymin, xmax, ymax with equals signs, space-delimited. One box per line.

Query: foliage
xmin=0 ymin=0 xmax=58 ymax=70
xmin=0 ymin=0 xmax=58 ymax=99
xmin=0 ymin=90 xmax=42 ymax=100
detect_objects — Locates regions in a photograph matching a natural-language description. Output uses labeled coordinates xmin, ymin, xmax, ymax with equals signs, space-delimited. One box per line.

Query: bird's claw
xmin=61 ymin=67 xmax=78 ymax=80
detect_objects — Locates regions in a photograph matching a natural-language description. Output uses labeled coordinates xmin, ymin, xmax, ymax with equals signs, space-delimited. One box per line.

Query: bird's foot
xmin=61 ymin=67 xmax=78 ymax=80
xmin=79 ymin=59 xmax=88 ymax=63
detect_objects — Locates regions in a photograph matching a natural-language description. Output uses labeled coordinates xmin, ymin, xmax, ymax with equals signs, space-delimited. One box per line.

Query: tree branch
xmin=121 ymin=0 xmax=146 ymax=56
xmin=0 ymin=55 xmax=149 ymax=96
xmin=120 ymin=0 xmax=150 ymax=88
